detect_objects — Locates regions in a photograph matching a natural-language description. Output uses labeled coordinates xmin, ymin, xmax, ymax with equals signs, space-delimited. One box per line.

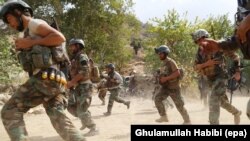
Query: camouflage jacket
xmin=69 ymin=52 xmax=91 ymax=84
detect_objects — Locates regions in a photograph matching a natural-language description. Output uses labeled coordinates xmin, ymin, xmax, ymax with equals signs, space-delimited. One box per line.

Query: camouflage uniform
xmin=155 ymin=57 xmax=190 ymax=123
xmin=1 ymin=76 xmax=85 ymax=141
xmin=194 ymin=50 xmax=241 ymax=124
xmin=67 ymin=52 xmax=96 ymax=133
xmin=104 ymin=71 xmax=130 ymax=115
xmin=218 ymin=1 xmax=250 ymax=118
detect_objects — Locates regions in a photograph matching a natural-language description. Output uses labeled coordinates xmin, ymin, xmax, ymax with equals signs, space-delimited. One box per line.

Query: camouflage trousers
xmin=67 ymin=83 xmax=96 ymax=129
xmin=1 ymin=76 xmax=85 ymax=141
xmin=107 ymin=88 xmax=127 ymax=113
xmin=154 ymin=87 xmax=190 ymax=122
xmin=208 ymin=77 xmax=240 ymax=124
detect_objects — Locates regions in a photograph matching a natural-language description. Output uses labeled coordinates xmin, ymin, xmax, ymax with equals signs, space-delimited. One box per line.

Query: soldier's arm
xmin=15 ymin=21 xmax=65 ymax=49
xmin=236 ymin=14 xmax=250 ymax=43
xmin=160 ymin=60 xmax=180 ymax=83
xmin=217 ymin=36 xmax=240 ymax=51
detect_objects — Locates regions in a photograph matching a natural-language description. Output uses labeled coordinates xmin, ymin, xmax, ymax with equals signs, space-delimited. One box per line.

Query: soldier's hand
xmin=205 ymin=59 xmax=220 ymax=67
xmin=15 ymin=38 xmax=35 ymax=50
xmin=232 ymin=71 xmax=241 ymax=82
xmin=67 ymin=81 xmax=74 ymax=89
xmin=159 ymin=77 xmax=168 ymax=84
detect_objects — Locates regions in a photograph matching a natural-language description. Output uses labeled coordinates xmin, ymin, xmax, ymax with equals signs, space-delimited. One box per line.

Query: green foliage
xmin=143 ymin=9 xmax=234 ymax=88
xmin=0 ymin=36 xmax=22 ymax=83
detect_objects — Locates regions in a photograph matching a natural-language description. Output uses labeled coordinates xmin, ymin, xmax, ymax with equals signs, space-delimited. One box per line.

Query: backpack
xmin=89 ymin=59 xmax=101 ymax=83
xmin=178 ymin=68 xmax=185 ymax=80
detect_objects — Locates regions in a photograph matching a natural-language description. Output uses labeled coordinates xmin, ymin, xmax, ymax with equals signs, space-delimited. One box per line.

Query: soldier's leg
xmin=111 ymin=88 xmax=130 ymax=109
xmin=104 ymin=91 xmax=115 ymax=116
xmin=76 ymin=84 xmax=97 ymax=135
xmin=44 ymin=94 xmax=85 ymax=141
xmin=169 ymin=88 xmax=190 ymax=124
xmin=154 ymin=87 xmax=169 ymax=122
xmin=1 ymin=79 xmax=45 ymax=141
xmin=67 ymin=90 xmax=78 ymax=117
xmin=220 ymin=94 xmax=241 ymax=124
xmin=209 ymin=78 xmax=225 ymax=125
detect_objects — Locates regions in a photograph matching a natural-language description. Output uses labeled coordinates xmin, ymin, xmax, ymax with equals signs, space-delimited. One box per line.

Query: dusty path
xmin=0 ymin=93 xmax=249 ymax=141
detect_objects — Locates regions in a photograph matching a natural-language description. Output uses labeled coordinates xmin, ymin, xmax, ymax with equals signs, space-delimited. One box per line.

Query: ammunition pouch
xmin=51 ymin=42 xmax=68 ymax=63
xmin=17 ymin=45 xmax=68 ymax=73
xmin=31 ymin=45 xmax=53 ymax=69
xmin=17 ymin=50 xmax=33 ymax=72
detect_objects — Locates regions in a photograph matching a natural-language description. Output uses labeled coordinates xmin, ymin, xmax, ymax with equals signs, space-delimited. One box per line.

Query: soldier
xmin=192 ymin=29 xmax=242 ymax=125
xmin=102 ymin=63 xmax=131 ymax=116
xmin=130 ymin=38 xmax=142 ymax=55
xmin=67 ymin=38 xmax=98 ymax=136
xmin=0 ymin=1 xmax=86 ymax=141
xmin=212 ymin=0 xmax=250 ymax=120
xmin=154 ymin=45 xmax=191 ymax=124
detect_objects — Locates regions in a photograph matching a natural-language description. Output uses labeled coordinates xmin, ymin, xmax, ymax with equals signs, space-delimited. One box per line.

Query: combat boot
xmin=85 ymin=126 xmax=99 ymax=137
xmin=103 ymin=112 xmax=111 ymax=116
xmin=101 ymin=100 xmax=105 ymax=105
xmin=183 ymin=120 xmax=191 ymax=125
xmin=80 ymin=124 xmax=86 ymax=130
xmin=155 ymin=115 xmax=168 ymax=123
xmin=234 ymin=111 xmax=241 ymax=125
xmin=125 ymin=101 xmax=130 ymax=109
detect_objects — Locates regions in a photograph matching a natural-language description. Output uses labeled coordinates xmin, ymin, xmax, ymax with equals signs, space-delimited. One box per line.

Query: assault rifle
xmin=227 ymin=63 xmax=245 ymax=104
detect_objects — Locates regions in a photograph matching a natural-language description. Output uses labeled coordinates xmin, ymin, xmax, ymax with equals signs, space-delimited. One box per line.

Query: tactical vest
xmin=17 ymin=29 xmax=68 ymax=74
xmin=200 ymin=52 xmax=226 ymax=79
xmin=70 ymin=53 xmax=87 ymax=79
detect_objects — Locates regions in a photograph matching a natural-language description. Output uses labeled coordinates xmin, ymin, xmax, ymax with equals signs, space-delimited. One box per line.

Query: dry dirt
xmin=0 ymin=92 xmax=249 ymax=141
xmin=1 ymin=55 xmax=250 ymax=141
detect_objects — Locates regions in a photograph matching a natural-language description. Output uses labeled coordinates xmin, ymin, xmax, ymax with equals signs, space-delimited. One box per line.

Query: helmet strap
xmin=17 ymin=17 xmax=24 ymax=32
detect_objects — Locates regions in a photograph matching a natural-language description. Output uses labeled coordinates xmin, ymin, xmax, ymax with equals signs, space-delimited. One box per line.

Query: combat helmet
xmin=191 ymin=29 xmax=210 ymax=43
xmin=105 ymin=63 xmax=115 ymax=70
xmin=0 ymin=0 xmax=33 ymax=31
xmin=69 ymin=38 xmax=85 ymax=49
xmin=154 ymin=45 xmax=170 ymax=55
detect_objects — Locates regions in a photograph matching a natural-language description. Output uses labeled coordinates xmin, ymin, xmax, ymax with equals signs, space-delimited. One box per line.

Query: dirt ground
xmin=0 ymin=92 xmax=249 ymax=141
